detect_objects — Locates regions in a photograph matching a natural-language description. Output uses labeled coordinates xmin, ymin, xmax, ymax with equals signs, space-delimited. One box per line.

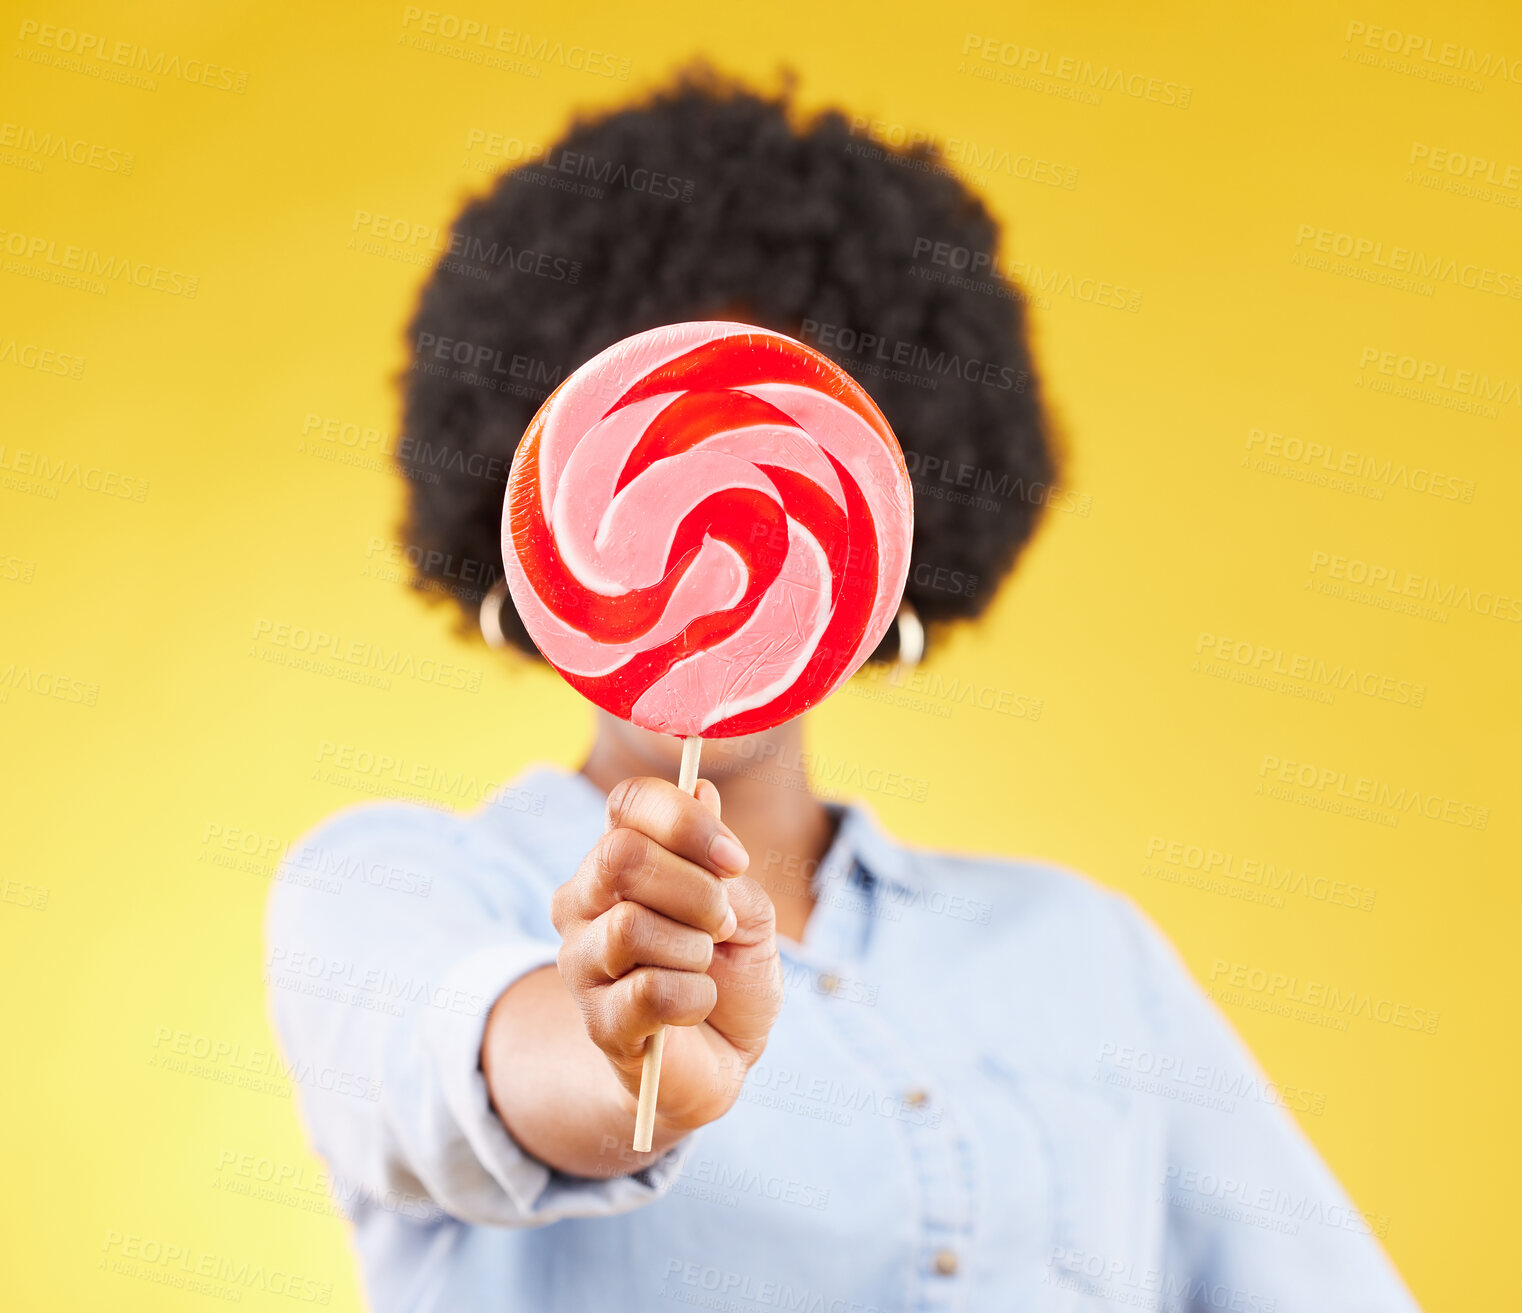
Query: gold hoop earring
xmin=480 ymin=580 xmax=510 ymax=649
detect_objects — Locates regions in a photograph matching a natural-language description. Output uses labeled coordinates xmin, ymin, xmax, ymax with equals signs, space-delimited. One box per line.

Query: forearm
xmin=482 ymin=965 xmax=689 ymax=1178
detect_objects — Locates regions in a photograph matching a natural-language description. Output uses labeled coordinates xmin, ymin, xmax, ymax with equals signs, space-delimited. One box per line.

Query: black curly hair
xmin=398 ymin=66 xmax=1059 ymax=663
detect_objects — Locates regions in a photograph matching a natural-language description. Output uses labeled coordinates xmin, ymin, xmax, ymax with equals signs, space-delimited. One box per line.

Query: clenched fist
xmin=550 ymin=776 xmax=784 ymax=1135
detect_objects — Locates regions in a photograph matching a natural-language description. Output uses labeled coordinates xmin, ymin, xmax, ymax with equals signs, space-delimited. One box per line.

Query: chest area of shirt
xmin=661 ymin=968 xmax=1172 ymax=1300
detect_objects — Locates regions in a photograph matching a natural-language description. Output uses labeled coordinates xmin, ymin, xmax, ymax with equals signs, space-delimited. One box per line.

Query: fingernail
xmin=718 ymin=907 xmax=738 ymax=940
xmin=708 ymin=833 xmax=749 ymax=874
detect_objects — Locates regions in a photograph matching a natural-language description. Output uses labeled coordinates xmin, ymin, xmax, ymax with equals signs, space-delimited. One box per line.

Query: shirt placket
xmin=797 ymin=851 xmax=977 ymax=1313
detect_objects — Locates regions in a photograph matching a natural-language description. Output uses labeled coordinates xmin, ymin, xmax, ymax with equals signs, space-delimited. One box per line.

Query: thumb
xmin=694 ymin=778 xmax=722 ymax=820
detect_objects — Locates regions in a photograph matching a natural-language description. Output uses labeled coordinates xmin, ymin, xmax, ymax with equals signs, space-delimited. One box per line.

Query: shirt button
xmin=932 ymin=1249 xmax=959 ymax=1276
xmin=903 ymin=1087 xmax=930 ymax=1107
xmin=817 ymin=973 xmax=840 ymax=995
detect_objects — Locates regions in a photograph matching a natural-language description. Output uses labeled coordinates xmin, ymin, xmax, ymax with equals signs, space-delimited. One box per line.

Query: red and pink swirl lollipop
xmin=503 ymin=321 xmax=912 ymax=738
xmin=501 ymin=320 xmax=913 ymax=1146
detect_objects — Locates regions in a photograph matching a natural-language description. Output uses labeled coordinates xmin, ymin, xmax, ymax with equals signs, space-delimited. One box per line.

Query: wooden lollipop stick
xmin=632 ymin=734 xmax=703 ymax=1152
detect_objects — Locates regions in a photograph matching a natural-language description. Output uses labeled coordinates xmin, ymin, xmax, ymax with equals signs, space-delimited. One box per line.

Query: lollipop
xmin=501 ymin=321 xmax=913 ymax=1147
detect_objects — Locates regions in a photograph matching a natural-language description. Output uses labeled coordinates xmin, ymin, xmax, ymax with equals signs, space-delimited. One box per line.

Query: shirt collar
xmin=823 ymin=799 xmax=917 ymax=896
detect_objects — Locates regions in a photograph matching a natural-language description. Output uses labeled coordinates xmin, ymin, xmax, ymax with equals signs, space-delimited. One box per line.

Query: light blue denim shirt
xmin=265 ymin=765 xmax=1416 ymax=1312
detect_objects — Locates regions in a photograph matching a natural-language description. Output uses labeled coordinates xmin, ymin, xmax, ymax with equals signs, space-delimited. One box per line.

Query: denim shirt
xmin=265 ymin=766 xmax=1416 ymax=1312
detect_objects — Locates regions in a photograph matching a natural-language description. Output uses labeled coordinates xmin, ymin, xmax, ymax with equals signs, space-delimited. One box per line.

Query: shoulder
xmin=893 ymin=844 xmax=1180 ymax=1039
xmin=269 ymin=796 xmax=563 ymax=929
xmin=287 ymin=791 xmax=560 ymax=867
xmin=288 ymin=798 xmax=471 ymax=853
xmin=282 ymin=799 xmax=485 ymax=885
xmin=899 ymin=844 xmax=1147 ymax=954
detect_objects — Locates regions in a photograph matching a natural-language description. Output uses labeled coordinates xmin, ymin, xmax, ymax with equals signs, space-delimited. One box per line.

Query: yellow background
xmin=3 ymin=1 xmax=1517 ymax=1308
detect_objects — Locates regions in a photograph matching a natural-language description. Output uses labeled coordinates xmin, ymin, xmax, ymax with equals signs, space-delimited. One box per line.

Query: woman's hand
xmin=549 ymin=776 xmax=783 ymax=1136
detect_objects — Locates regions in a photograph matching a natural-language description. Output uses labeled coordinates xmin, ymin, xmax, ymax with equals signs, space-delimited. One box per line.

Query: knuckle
xmin=736 ymin=877 xmax=773 ymax=932
xmin=755 ymin=896 xmax=776 ymax=936
xmin=605 ymin=776 xmax=649 ymax=829
xmin=633 ymin=968 xmax=668 ymax=1015
xmin=549 ymin=881 xmax=573 ymax=931
xmin=604 ymin=1037 xmax=642 ymax=1064
xmin=598 ymin=828 xmax=650 ymax=887
xmin=606 ymin=899 xmax=643 ymax=959
xmin=559 ymin=930 xmax=601 ymax=986
xmin=584 ymin=999 xmax=626 ymax=1054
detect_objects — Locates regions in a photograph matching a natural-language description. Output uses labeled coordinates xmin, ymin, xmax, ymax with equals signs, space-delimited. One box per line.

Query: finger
xmin=605 ymin=776 xmax=748 ymax=876
xmin=587 ymin=967 xmax=718 ymax=1058
xmin=556 ymin=827 xmax=736 ymax=940
xmin=580 ymin=901 xmax=716 ymax=981
xmin=714 ymin=873 xmax=776 ymax=949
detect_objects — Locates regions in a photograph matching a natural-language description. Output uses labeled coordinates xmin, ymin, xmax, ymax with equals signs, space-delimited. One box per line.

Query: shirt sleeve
xmin=1115 ymin=899 xmax=1421 ymax=1313
xmin=263 ymin=802 xmax=694 ymax=1229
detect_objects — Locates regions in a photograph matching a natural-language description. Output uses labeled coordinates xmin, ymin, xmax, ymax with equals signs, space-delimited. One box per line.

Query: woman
xmin=268 ymin=71 xmax=1416 ymax=1311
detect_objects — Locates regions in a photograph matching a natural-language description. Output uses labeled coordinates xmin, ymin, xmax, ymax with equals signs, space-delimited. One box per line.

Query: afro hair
xmin=397 ymin=66 xmax=1059 ymax=663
